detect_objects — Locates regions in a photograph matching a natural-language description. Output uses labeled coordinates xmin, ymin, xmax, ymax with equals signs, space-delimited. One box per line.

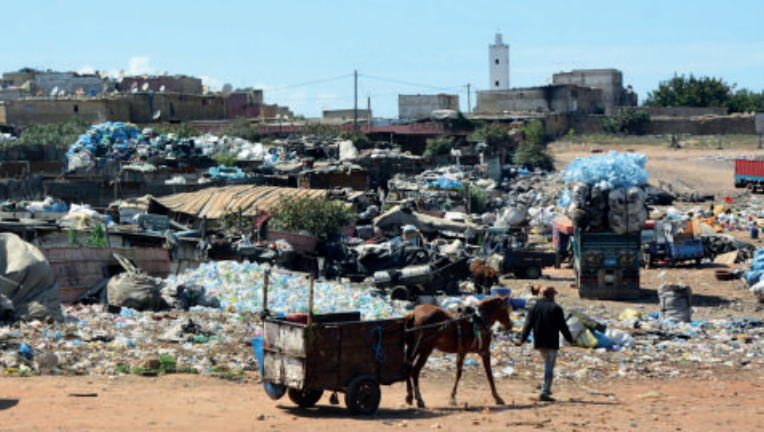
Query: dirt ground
xmin=4 ymin=143 xmax=764 ymax=431
xmin=2 ymin=371 xmax=764 ymax=432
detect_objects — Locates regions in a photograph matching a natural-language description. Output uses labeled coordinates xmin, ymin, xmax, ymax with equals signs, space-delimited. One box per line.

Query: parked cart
xmin=260 ymin=269 xmax=408 ymax=415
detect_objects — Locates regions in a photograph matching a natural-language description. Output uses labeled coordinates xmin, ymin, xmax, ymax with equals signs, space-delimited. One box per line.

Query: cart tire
xmin=288 ymin=388 xmax=323 ymax=408
xmin=444 ymin=280 xmax=459 ymax=296
xmin=390 ymin=286 xmax=409 ymax=301
xmin=345 ymin=376 xmax=381 ymax=415
xmin=524 ymin=266 xmax=541 ymax=280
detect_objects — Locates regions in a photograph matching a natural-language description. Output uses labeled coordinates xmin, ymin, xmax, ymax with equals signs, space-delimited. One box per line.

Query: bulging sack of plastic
xmin=572 ymin=183 xmax=590 ymax=207
xmin=658 ymin=283 xmax=692 ymax=322
xmin=564 ymin=151 xmax=649 ymax=189
xmin=575 ymin=328 xmax=598 ymax=348
xmin=566 ymin=316 xmax=585 ymax=340
xmin=569 ymin=204 xmax=590 ymax=229
xmin=608 ymin=187 xmax=646 ymax=214
xmin=499 ymin=205 xmax=528 ymax=227
xmin=605 ymin=328 xmax=635 ymax=348
xmin=590 ymin=186 xmax=609 ymax=210
xmin=588 ymin=207 xmax=608 ymax=231
xmin=609 ymin=208 xmax=648 ymax=234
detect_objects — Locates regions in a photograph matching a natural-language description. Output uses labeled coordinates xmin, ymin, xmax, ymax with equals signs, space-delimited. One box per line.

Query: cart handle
xmin=260 ymin=267 xmax=315 ymax=326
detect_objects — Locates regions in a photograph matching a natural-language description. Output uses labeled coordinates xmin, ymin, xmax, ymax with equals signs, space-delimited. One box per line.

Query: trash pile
xmin=562 ymin=151 xmax=649 ymax=234
xmin=65 ymin=122 xmax=274 ymax=171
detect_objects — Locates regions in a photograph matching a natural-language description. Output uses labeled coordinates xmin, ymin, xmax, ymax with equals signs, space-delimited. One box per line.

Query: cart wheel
xmin=345 ymin=376 xmax=381 ymax=415
xmin=390 ymin=286 xmax=409 ymax=301
xmin=288 ymin=388 xmax=324 ymax=408
xmin=524 ymin=266 xmax=541 ymax=280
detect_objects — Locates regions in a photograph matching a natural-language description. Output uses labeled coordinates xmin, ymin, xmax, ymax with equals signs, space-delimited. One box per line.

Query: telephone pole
xmin=367 ymin=96 xmax=371 ymax=132
xmin=467 ymin=83 xmax=471 ymax=114
xmin=354 ymin=70 xmax=358 ymax=131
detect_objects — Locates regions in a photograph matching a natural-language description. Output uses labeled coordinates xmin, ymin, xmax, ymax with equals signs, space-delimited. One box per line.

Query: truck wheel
xmin=695 ymin=258 xmax=702 ymax=267
xmin=390 ymin=286 xmax=409 ymax=301
xmin=288 ymin=388 xmax=323 ymax=408
xmin=345 ymin=376 xmax=381 ymax=415
xmin=524 ymin=266 xmax=541 ymax=280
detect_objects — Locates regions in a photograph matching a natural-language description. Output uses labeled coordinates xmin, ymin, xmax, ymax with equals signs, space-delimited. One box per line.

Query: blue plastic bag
xmin=252 ymin=336 xmax=286 ymax=400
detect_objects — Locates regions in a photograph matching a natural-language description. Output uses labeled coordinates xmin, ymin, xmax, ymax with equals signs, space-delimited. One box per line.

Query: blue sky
xmin=6 ymin=0 xmax=764 ymax=118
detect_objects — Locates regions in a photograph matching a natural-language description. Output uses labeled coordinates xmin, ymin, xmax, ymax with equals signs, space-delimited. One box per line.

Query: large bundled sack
xmin=608 ymin=187 xmax=646 ymax=214
xmin=107 ymin=272 xmax=163 ymax=311
xmin=497 ymin=203 xmax=529 ymax=227
xmin=0 ymin=233 xmax=61 ymax=321
xmin=609 ymin=208 xmax=648 ymax=235
xmin=658 ymin=283 xmax=692 ymax=322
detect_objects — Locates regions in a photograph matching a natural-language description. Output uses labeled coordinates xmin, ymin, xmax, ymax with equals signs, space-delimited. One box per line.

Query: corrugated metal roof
xmin=151 ymin=185 xmax=328 ymax=220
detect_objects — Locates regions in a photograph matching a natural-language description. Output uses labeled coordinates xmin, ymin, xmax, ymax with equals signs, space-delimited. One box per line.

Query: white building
xmin=489 ymin=33 xmax=510 ymax=90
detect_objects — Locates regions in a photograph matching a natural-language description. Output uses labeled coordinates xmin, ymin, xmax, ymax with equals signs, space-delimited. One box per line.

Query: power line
xmin=268 ymin=74 xmax=354 ymax=93
xmin=360 ymin=73 xmax=461 ymax=92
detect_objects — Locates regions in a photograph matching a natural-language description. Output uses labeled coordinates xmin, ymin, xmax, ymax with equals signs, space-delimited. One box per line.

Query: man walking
xmin=515 ymin=286 xmax=573 ymax=401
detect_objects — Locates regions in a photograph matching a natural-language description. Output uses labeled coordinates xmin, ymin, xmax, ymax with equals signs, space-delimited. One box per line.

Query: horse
xmin=470 ymin=258 xmax=499 ymax=294
xmin=404 ymin=294 xmax=513 ymax=408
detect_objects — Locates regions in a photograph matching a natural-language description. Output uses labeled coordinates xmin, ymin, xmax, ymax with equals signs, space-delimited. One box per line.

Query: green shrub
xmin=153 ymin=123 xmax=201 ymax=139
xmin=602 ymin=108 xmax=651 ymax=135
xmin=422 ymin=136 xmax=454 ymax=159
xmin=213 ymin=153 xmax=238 ymax=167
xmin=221 ymin=117 xmax=260 ymax=142
xmin=271 ymin=195 xmax=354 ymax=239
xmin=17 ymin=118 xmax=89 ymax=147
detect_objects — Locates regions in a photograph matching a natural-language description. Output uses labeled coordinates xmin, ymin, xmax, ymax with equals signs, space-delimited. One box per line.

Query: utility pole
xmin=367 ymin=96 xmax=371 ymax=132
xmin=354 ymin=70 xmax=358 ymax=131
xmin=759 ymin=135 xmax=762 ymax=150
xmin=467 ymin=83 xmax=471 ymax=114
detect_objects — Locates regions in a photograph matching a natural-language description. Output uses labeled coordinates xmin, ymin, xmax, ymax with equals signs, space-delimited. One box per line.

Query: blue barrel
xmin=752 ymin=226 xmax=759 ymax=239
xmin=509 ymin=298 xmax=527 ymax=309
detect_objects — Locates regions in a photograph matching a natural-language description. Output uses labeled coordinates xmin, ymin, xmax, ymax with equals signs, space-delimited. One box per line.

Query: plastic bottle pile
xmin=563 ymin=151 xmax=649 ymax=190
xmin=745 ymin=248 xmax=764 ymax=301
xmin=164 ymin=261 xmax=405 ymax=320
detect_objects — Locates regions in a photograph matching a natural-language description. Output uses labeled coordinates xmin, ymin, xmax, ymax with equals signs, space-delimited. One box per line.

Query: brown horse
xmin=470 ymin=258 xmax=498 ymax=294
xmin=404 ymin=294 xmax=513 ymax=408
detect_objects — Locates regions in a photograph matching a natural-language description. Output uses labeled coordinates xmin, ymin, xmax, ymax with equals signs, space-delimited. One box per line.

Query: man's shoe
xmin=535 ymin=384 xmax=552 ymax=395
xmin=539 ymin=393 xmax=555 ymax=402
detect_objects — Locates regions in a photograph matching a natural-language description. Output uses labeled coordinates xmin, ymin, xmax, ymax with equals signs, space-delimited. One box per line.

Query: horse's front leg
xmin=450 ymin=352 xmax=465 ymax=406
xmin=481 ymin=351 xmax=504 ymax=405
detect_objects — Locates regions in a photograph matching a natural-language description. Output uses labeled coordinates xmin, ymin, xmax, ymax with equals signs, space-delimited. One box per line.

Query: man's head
xmin=542 ymin=286 xmax=558 ymax=299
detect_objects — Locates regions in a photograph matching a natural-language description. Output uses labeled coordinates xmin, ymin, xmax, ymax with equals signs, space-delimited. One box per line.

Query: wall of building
xmin=0 ymin=98 xmax=130 ymax=129
xmin=35 ymin=72 xmax=111 ymax=96
xmin=127 ymin=93 xmax=226 ymax=123
xmin=475 ymin=85 xmax=602 ymax=115
xmin=553 ymin=69 xmax=624 ymax=107
xmin=121 ymin=76 xmax=203 ymax=94
xmin=225 ymin=91 xmax=263 ymax=119
xmin=398 ymin=94 xmax=459 ymax=120
xmin=609 ymin=106 xmax=729 ymax=117
xmin=323 ymin=109 xmax=371 ymax=120
xmin=547 ymin=113 xmax=758 ymax=137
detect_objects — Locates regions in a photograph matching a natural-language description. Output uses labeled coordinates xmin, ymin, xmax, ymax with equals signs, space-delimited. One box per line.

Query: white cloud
xmin=76 ymin=65 xmax=96 ymax=75
xmin=128 ymin=56 xmax=153 ymax=76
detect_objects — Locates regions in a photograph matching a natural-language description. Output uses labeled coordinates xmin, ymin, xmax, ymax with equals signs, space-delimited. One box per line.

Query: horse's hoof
xmin=417 ymin=400 xmax=426 ymax=409
xmin=405 ymin=395 xmax=413 ymax=405
xmin=448 ymin=398 xmax=458 ymax=407
xmin=495 ymin=397 xmax=505 ymax=406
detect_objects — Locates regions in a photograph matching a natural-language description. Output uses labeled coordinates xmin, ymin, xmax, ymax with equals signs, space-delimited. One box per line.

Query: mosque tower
xmin=489 ymin=33 xmax=509 ymax=90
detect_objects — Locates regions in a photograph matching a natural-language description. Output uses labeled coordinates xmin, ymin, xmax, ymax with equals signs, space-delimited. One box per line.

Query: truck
xmin=573 ymin=229 xmax=641 ymax=300
xmin=481 ymin=226 xmax=557 ymax=279
xmin=734 ymin=159 xmax=764 ymax=192
xmin=640 ymin=221 xmax=704 ymax=268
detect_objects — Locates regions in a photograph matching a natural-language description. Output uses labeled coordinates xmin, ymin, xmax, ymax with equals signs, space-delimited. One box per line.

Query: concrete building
xmin=225 ymin=90 xmax=263 ymax=119
xmin=489 ymin=33 xmax=510 ymax=90
xmin=398 ymin=94 xmax=459 ymax=120
xmin=322 ymin=109 xmax=371 ymax=121
xmin=475 ymin=85 xmax=603 ymax=115
xmin=2 ymin=69 xmax=114 ymax=97
xmin=552 ymin=69 xmax=637 ymax=110
xmin=121 ymin=75 xmax=203 ymax=94
xmin=0 ymin=98 xmax=130 ymax=129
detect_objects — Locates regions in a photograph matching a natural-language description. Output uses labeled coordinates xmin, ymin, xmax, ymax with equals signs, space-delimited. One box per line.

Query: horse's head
xmin=478 ymin=294 xmax=513 ymax=332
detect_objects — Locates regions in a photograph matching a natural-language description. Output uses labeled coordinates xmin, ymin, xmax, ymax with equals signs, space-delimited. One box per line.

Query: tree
xmin=271 ymin=195 xmax=354 ymax=240
xmin=602 ymin=108 xmax=651 ymax=135
xmin=728 ymin=89 xmax=764 ymax=113
xmin=302 ymin=123 xmax=340 ymax=138
xmin=18 ymin=118 xmax=90 ymax=146
xmin=422 ymin=136 xmax=454 ymax=159
xmin=645 ymin=74 xmax=732 ymax=108
xmin=338 ymin=130 xmax=371 ymax=147
xmin=513 ymin=119 xmax=555 ymax=171
xmin=221 ymin=117 xmax=261 ymax=142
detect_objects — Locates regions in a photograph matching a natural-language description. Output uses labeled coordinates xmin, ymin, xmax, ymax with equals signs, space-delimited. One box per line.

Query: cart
xmin=260 ymin=269 xmax=408 ymax=415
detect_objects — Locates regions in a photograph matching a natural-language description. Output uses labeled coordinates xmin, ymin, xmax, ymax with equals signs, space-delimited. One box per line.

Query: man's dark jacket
xmin=519 ymin=297 xmax=573 ymax=349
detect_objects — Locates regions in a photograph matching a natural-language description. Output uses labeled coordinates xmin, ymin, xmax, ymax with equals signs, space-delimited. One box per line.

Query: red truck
xmin=735 ymin=159 xmax=764 ymax=191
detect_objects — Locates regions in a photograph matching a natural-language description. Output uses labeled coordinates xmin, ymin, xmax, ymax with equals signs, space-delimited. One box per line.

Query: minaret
xmin=489 ymin=33 xmax=509 ymax=90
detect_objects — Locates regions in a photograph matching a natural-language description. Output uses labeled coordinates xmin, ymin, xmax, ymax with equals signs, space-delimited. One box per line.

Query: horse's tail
xmin=403 ymin=313 xmax=416 ymax=371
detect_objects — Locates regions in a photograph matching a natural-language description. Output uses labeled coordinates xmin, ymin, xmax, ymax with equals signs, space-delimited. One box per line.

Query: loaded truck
xmin=573 ymin=229 xmax=641 ymax=300
xmin=735 ymin=159 xmax=764 ymax=192
xmin=480 ymin=226 xmax=557 ymax=279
